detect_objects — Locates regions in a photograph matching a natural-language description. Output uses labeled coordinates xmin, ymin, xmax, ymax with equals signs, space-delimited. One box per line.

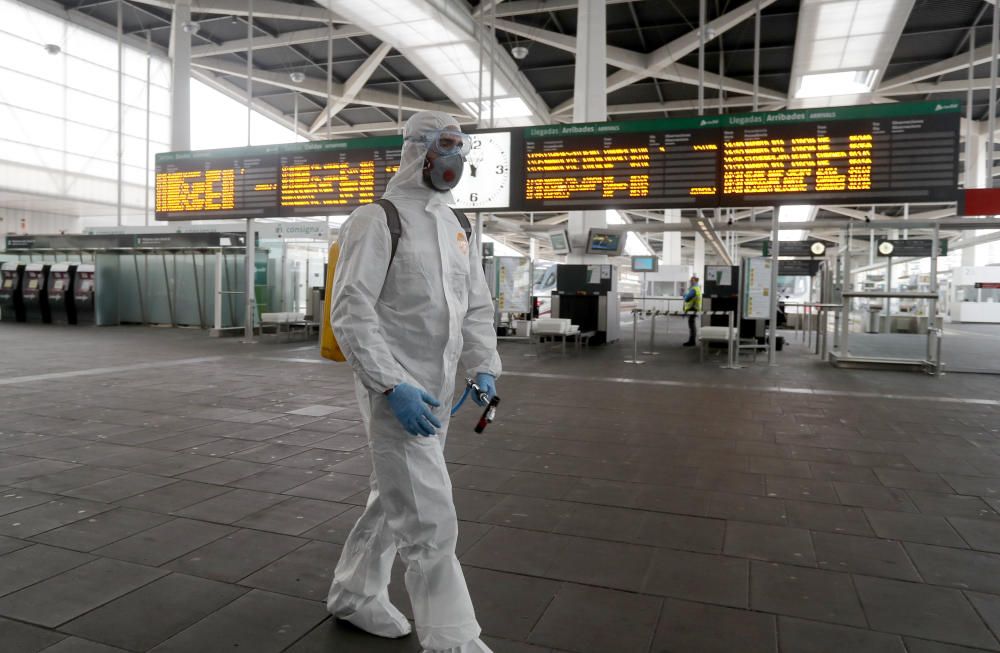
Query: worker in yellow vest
xmin=683 ymin=275 xmax=702 ymax=347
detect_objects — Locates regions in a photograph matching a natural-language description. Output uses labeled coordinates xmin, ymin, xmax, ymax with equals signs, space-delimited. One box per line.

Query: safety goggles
xmin=409 ymin=128 xmax=472 ymax=157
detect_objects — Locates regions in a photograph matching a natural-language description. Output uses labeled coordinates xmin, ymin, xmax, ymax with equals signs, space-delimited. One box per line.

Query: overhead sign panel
xmin=154 ymin=102 xmax=959 ymax=220
xmin=718 ymin=102 xmax=960 ymax=207
xmin=520 ymin=117 xmax=720 ymax=211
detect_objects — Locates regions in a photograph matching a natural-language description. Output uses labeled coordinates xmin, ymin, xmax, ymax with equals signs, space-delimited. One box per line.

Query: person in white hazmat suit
xmin=326 ymin=110 xmax=500 ymax=653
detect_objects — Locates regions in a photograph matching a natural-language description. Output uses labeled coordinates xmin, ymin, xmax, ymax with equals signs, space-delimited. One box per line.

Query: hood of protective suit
xmin=384 ymin=110 xmax=460 ymax=205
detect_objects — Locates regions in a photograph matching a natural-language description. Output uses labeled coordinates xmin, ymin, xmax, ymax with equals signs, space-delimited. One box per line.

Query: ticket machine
xmin=0 ymin=262 xmax=26 ymax=322
xmin=73 ymin=264 xmax=96 ymax=326
xmin=22 ymin=263 xmax=52 ymax=323
xmin=48 ymin=263 xmax=78 ymax=325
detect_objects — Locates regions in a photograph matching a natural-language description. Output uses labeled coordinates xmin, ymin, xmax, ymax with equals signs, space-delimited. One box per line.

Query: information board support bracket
xmin=161 ymin=252 xmax=175 ymax=327
xmin=132 ymin=252 xmax=147 ymax=325
xmin=192 ymin=251 xmax=205 ymax=329
xmin=243 ymin=218 xmax=256 ymax=342
xmin=768 ymin=211 xmax=779 ymax=366
xmin=214 ymin=251 xmax=223 ymax=331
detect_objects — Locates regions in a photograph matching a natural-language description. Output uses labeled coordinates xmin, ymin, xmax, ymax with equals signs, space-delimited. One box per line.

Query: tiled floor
xmin=0 ymin=321 xmax=999 ymax=652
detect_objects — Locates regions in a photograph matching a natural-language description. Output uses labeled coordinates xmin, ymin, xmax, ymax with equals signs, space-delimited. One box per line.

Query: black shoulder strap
xmin=375 ymin=198 xmax=402 ymax=266
xmin=449 ymin=207 xmax=473 ymax=241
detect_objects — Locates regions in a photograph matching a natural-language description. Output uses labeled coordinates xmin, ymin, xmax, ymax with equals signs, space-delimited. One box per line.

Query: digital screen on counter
xmin=718 ymin=103 xmax=960 ymax=206
xmin=2 ymin=279 xmax=12 ymax=289
xmin=521 ymin=118 xmax=719 ymax=210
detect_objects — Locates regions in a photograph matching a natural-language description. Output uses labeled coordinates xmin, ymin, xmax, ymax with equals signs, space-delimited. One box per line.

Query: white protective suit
xmin=326 ymin=111 xmax=501 ymax=653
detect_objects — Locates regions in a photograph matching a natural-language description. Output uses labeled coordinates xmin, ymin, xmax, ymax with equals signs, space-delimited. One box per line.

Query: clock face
xmin=810 ymin=241 xmax=826 ymax=256
xmin=452 ymin=131 xmax=512 ymax=211
xmin=878 ymin=241 xmax=895 ymax=256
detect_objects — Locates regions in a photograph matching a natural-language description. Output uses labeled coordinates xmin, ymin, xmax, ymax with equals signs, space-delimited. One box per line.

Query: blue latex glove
xmin=386 ymin=383 xmax=442 ymax=437
xmin=473 ymin=373 xmax=496 ymax=407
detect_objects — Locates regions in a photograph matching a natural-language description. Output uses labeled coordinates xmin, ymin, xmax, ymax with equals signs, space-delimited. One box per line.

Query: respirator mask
xmin=410 ymin=128 xmax=470 ymax=192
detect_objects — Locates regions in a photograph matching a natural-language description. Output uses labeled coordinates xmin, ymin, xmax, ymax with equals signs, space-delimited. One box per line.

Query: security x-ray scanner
xmin=48 ymin=263 xmax=78 ymax=325
xmin=73 ymin=264 xmax=96 ymax=326
xmin=551 ymin=264 xmax=620 ymax=345
xmin=0 ymin=262 xmax=26 ymax=322
xmin=22 ymin=263 xmax=52 ymax=323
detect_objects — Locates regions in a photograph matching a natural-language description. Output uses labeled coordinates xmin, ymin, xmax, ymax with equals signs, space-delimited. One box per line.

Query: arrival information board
xmin=718 ymin=103 xmax=960 ymax=206
xmin=521 ymin=118 xmax=719 ymax=210
xmin=155 ymin=151 xmax=279 ymax=219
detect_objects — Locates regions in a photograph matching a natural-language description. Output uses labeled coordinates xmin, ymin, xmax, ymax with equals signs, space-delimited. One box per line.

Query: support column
xmin=662 ymin=210 xmax=682 ymax=266
xmin=566 ymin=0 xmax=607 ymax=263
xmin=169 ymin=0 xmax=192 ymax=151
xmin=694 ymin=234 xmax=705 ymax=275
xmin=964 ymin=121 xmax=989 ymax=266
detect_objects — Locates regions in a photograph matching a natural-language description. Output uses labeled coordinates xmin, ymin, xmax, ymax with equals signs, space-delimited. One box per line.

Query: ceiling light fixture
xmin=795 ymin=69 xmax=877 ymax=99
xmin=181 ymin=20 xmax=200 ymax=35
xmin=43 ymin=43 xmax=61 ymax=55
xmin=289 ymin=71 xmax=306 ymax=83
xmin=510 ymin=45 xmax=528 ymax=60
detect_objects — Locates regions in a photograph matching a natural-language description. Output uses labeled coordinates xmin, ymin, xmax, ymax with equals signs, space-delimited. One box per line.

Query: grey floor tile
xmin=942 ymin=474 xmax=1000 ymax=499
xmin=300 ymin=505 xmax=364 ymax=544
xmin=0 ymin=460 xmax=82 ymax=485
xmin=31 ymin=507 xmax=171 ymax=551
xmin=812 ymin=531 xmax=921 ymax=581
xmin=854 ymin=575 xmax=999 ymax=650
xmin=282 ymin=618 xmax=421 ymax=653
xmin=464 ymin=566 xmax=561 ymax=641
xmin=0 ymin=557 xmax=165 ymax=627
xmin=833 ymin=483 xmax=918 ymax=512
xmin=706 ymin=493 xmax=787 ymax=526
xmin=865 ymin=509 xmax=968 ymax=547
xmin=94 ymin=517 xmax=234 ymax=566
xmin=785 ymin=500 xmax=874 ymax=536
xmin=175 ymin=489 xmax=288 ymax=524
xmin=903 ymin=638 xmax=1000 ymax=653
xmin=905 ymin=543 xmax=1000 ymax=595
xmin=874 ymin=468 xmax=954 ymax=493
xmin=37 ymin=637 xmax=129 ymax=652
xmin=723 ymin=521 xmax=816 ymax=566
xmin=968 ymin=591 xmax=1000 ymax=644
xmin=528 ymin=583 xmax=661 ymax=653
xmin=117 ymin=480 xmax=232 ymax=513
xmin=240 ymin=540 xmax=341 ymax=601
xmin=177 ymin=459 xmax=272 ymax=485
xmin=62 ymin=572 xmax=248 ymax=651
xmin=129 ymin=453 xmax=220 ymax=477
xmin=63 ymin=473 xmax=176 ymax=503
xmin=0 ymin=616 xmax=65 ymax=652
xmin=0 ymin=488 xmax=57 ymax=516
xmin=652 ymin=598 xmax=777 ymax=653
xmin=284 ymin=472 xmax=372 ymax=502
xmin=149 ymin=589 xmax=327 ymax=653
xmin=0 ymin=497 xmax=111 ymax=538
xmin=546 ymin=536 xmax=655 ymax=593
xmin=750 ymin=561 xmax=866 ymax=627
xmin=235 ymin=496 xmax=353 ymax=536
xmin=484 ymin=495 xmax=574 ymax=533
xmin=0 ymin=533 xmax=30 ymax=555
xmin=908 ymin=491 xmax=998 ymax=519
xmin=229 ymin=466 xmax=323 ymax=493
xmin=165 ymin=528 xmax=307 ymax=582
xmin=642 ymin=547 xmax=749 ymax=608
xmin=13 ymin=466 xmax=128 ymax=494
xmin=949 ymin=517 xmax=1000 ymax=554
xmin=0 ymin=543 xmax=94 ymax=597
xmin=777 ymin=617 xmax=905 ymax=653
xmin=633 ymin=511 xmax=726 ymax=553
xmin=461 ymin=526 xmax=566 ymax=577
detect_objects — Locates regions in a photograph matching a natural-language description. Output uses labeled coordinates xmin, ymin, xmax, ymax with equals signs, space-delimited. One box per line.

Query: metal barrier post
xmin=625 ymin=309 xmax=645 ymax=364
xmin=643 ymin=310 xmax=660 ymax=355
xmin=721 ymin=310 xmax=743 ymax=370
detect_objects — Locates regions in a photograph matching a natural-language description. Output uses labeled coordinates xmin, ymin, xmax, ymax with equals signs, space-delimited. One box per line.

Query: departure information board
xmin=718 ymin=102 xmax=961 ymax=206
xmin=155 ymin=149 xmax=279 ymax=219
xmin=278 ymin=139 xmax=401 ymax=216
xmin=521 ymin=117 xmax=719 ymax=210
